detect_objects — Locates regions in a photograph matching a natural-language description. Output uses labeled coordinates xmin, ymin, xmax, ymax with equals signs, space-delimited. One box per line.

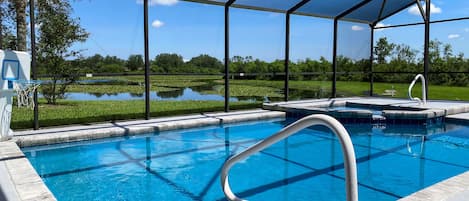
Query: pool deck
xmin=0 ymin=109 xmax=285 ymax=201
xmin=399 ymin=171 xmax=469 ymax=201
xmin=264 ymin=97 xmax=469 ymax=122
xmin=447 ymin=112 xmax=469 ymax=124
xmin=264 ymin=97 xmax=469 ymax=114
xmin=1 ymin=103 xmax=469 ymax=201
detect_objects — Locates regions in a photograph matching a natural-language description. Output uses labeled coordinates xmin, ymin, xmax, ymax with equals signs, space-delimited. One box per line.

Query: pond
xmin=42 ymin=88 xmax=242 ymax=102
xmin=38 ymin=80 xmax=369 ymax=102
xmin=39 ymin=87 xmax=365 ymax=102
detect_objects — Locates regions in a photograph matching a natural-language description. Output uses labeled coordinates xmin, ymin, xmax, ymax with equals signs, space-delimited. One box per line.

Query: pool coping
xmin=0 ymin=141 xmax=55 ymax=201
xmin=265 ymin=97 xmax=469 ymax=125
xmin=0 ymin=109 xmax=285 ymax=201
xmin=399 ymin=171 xmax=469 ymax=201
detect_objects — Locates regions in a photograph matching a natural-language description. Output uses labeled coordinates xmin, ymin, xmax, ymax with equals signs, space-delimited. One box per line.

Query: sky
xmin=70 ymin=0 xmax=469 ymax=62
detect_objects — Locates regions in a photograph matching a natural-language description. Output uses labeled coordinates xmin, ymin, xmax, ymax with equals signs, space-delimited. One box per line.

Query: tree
xmin=10 ymin=0 xmax=26 ymax=50
xmin=374 ymin=37 xmax=395 ymax=64
xmin=87 ymin=54 xmax=104 ymax=70
xmin=37 ymin=0 xmax=88 ymax=104
xmin=126 ymin=54 xmax=144 ymax=71
xmin=0 ymin=0 xmax=4 ymax=49
xmin=99 ymin=64 xmax=125 ymax=73
xmin=393 ymin=44 xmax=418 ymax=64
xmin=429 ymin=39 xmax=443 ymax=63
xmin=153 ymin=53 xmax=184 ymax=73
xmin=1 ymin=0 xmax=17 ymax=49
xmin=187 ymin=54 xmax=222 ymax=73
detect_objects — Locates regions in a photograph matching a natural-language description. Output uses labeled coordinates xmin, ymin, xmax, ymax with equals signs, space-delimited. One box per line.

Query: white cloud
xmin=374 ymin=22 xmax=390 ymax=31
xmin=374 ymin=23 xmax=389 ymax=28
xmin=448 ymin=34 xmax=460 ymax=39
xmin=152 ymin=20 xmax=164 ymax=28
xmin=408 ymin=3 xmax=442 ymax=16
xmin=351 ymin=25 xmax=364 ymax=31
xmin=136 ymin=0 xmax=178 ymax=6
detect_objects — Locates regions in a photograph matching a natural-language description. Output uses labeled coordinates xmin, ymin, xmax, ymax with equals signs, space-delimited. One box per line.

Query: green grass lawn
xmin=15 ymin=75 xmax=468 ymax=130
xmin=227 ymin=79 xmax=469 ymax=100
xmin=11 ymin=100 xmax=259 ymax=129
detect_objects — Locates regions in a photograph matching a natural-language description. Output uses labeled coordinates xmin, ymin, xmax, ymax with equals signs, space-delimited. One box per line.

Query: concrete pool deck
xmin=264 ymin=97 xmax=469 ymax=114
xmin=264 ymin=97 xmax=469 ymax=124
xmin=1 ymin=104 xmax=469 ymax=201
xmin=399 ymin=171 xmax=469 ymax=201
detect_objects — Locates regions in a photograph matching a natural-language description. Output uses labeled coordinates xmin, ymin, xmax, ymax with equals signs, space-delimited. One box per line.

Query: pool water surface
xmin=23 ymin=119 xmax=469 ymax=201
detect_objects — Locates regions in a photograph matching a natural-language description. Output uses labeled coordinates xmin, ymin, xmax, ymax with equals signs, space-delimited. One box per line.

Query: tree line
xmin=64 ymin=53 xmax=224 ymax=75
xmin=60 ymin=37 xmax=469 ymax=86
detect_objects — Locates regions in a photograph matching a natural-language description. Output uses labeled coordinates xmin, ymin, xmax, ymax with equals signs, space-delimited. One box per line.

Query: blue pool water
xmin=23 ymin=119 xmax=469 ymax=201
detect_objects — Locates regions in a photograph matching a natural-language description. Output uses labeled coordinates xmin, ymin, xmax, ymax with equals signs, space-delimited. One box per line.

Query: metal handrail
xmin=408 ymin=74 xmax=427 ymax=105
xmin=220 ymin=114 xmax=358 ymax=201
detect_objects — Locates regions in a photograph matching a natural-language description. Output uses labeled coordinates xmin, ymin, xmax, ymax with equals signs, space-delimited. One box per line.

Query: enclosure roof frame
xmin=183 ymin=0 xmax=419 ymax=25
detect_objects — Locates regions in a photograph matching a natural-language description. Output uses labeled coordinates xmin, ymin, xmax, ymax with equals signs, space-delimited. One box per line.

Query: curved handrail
xmin=408 ymin=74 xmax=426 ymax=105
xmin=220 ymin=114 xmax=358 ymax=201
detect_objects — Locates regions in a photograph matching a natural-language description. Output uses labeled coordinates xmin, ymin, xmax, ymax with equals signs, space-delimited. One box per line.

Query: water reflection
xmin=60 ymin=88 xmax=241 ymax=101
xmin=41 ymin=83 xmax=369 ymax=102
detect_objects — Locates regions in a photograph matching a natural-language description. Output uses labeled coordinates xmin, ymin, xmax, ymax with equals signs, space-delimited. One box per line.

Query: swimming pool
xmin=22 ymin=119 xmax=469 ymax=201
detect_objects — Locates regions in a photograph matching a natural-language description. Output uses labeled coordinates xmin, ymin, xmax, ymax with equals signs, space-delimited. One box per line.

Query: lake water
xmin=38 ymin=79 xmax=364 ymax=102
xmin=51 ymin=88 xmax=241 ymax=102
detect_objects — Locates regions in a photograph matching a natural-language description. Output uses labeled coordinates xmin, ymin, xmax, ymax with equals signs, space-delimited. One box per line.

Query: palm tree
xmin=0 ymin=0 xmax=3 ymax=49
xmin=11 ymin=0 xmax=26 ymax=51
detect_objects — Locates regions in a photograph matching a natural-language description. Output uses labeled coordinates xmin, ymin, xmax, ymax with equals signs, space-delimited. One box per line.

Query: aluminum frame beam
xmin=284 ymin=0 xmax=311 ymax=102
xmin=374 ymin=17 xmax=469 ymax=30
xmin=369 ymin=25 xmax=374 ymax=96
xmin=144 ymin=0 xmax=151 ymax=120
xmin=224 ymin=0 xmax=236 ymax=112
xmin=0 ymin=9 xmax=3 ymax=50
xmin=373 ymin=1 xmax=416 ymax=25
xmin=332 ymin=0 xmax=372 ymax=98
xmin=423 ymin=0 xmax=430 ymax=100
xmin=183 ymin=0 xmax=374 ymax=24
xmin=415 ymin=0 xmax=427 ymax=21
xmin=30 ymin=0 xmax=39 ymax=129
xmin=284 ymin=13 xmax=290 ymax=102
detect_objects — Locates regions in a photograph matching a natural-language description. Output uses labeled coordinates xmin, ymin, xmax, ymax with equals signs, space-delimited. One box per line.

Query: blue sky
xmin=70 ymin=0 xmax=469 ymax=62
